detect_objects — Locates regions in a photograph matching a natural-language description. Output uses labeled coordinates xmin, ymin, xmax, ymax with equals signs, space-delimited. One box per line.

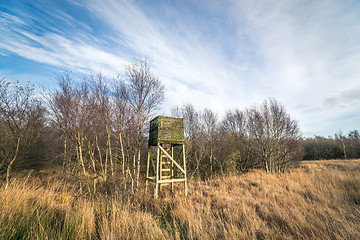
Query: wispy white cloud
xmin=80 ymin=0 xmax=253 ymax=112
xmin=227 ymin=0 xmax=360 ymax=136
xmin=0 ymin=5 xmax=129 ymax=76
xmin=0 ymin=0 xmax=359 ymax=137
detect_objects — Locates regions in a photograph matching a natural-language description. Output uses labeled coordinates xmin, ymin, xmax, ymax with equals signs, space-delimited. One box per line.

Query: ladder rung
xmin=161 ymin=169 xmax=171 ymax=172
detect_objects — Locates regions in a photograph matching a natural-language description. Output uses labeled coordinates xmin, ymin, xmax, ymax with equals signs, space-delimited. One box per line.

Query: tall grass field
xmin=1 ymin=160 xmax=360 ymax=239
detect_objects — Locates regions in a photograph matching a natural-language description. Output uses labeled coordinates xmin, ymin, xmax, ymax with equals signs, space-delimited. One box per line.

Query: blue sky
xmin=1 ymin=0 xmax=360 ymax=137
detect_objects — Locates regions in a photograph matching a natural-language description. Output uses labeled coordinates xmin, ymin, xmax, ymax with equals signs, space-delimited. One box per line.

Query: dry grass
xmin=1 ymin=160 xmax=360 ymax=239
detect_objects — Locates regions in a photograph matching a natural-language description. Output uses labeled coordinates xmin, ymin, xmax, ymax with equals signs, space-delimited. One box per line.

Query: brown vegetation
xmin=1 ymin=159 xmax=359 ymax=239
xmin=1 ymin=65 xmax=360 ymax=239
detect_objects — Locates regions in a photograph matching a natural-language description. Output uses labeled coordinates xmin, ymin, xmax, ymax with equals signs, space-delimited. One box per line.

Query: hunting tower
xmin=145 ymin=116 xmax=187 ymax=199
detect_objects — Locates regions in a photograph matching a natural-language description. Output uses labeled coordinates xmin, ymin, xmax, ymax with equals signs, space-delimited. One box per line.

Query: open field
xmin=1 ymin=160 xmax=360 ymax=239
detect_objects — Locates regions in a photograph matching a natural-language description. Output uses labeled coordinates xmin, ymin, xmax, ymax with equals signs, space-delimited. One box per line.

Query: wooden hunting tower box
xmin=146 ymin=116 xmax=187 ymax=198
xmin=149 ymin=116 xmax=184 ymax=146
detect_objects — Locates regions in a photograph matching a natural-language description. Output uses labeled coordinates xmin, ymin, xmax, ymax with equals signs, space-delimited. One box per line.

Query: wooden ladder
xmin=160 ymin=147 xmax=173 ymax=188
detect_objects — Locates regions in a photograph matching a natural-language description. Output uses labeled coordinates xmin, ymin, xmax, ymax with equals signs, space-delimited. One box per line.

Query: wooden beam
xmin=157 ymin=178 xmax=186 ymax=183
xmin=171 ymin=145 xmax=174 ymax=191
xmin=146 ymin=177 xmax=156 ymax=183
xmin=154 ymin=147 xmax=160 ymax=199
xmin=158 ymin=144 xmax=186 ymax=174
xmin=146 ymin=148 xmax=150 ymax=193
xmin=183 ymin=144 xmax=188 ymax=196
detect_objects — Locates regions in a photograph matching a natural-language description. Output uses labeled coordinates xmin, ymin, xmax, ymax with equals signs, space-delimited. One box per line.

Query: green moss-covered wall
xmin=149 ymin=116 xmax=184 ymax=146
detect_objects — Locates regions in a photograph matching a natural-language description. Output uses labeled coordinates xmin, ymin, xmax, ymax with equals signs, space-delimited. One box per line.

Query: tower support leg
xmin=145 ymin=147 xmax=150 ymax=193
xmin=154 ymin=146 xmax=160 ymax=199
xmin=183 ymin=144 xmax=187 ymax=197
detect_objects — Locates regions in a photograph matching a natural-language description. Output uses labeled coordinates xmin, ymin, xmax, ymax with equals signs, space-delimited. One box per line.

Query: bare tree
xmin=202 ymin=108 xmax=218 ymax=178
xmin=0 ymin=79 xmax=45 ymax=189
xmin=172 ymin=104 xmax=205 ymax=179
xmin=222 ymin=109 xmax=255 ymax=173
xmin=335 ymin=131 xmax=347 ymax=160
xmin=91 ymin=74 xmax=115 ymax=179
xmin=347 ymin=130 xmax=360 ymax=159
xmin=125 ymin=59 xmax=165 ymax=187
xmin=247 ymin=99 xmax=300 ymax=174
xmin=223 ymin=109 xmax=246 ymax=136
xmin=49 ymin=74 xmax=94 ymax=176
xmin=113 ymin=78 xmax=131 ymax=176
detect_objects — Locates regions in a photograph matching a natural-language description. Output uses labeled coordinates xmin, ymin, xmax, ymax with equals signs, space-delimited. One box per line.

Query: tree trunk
xmin=135 ymin=111 xmax=143 ymax=189
xmin=106 ymin=125 xmax=114 ymax=177
xmin=342 ymin=141 xmax=347 ymax=160
xmin=5 ymin=135 xmax=20 ymax=190
xmin=88 ymin=141 xmax=98 ymax=195
xmin=78 ymin=142 xmax=87 ymax=176
xmin=104 ymin=147 xmax=108 ymax=181
xmin=263 ymin=150 xmax=270 ymax=174
xmin=119 ymin=131 xmax=125 ymax=176
xmin=63 ymin=128 xmax=67 ymax=172
xmin=76 ymin=132 xmax=87 ymax=176
xmin=95 ymin=136 xmax=104 ymax=175
xmin=88 ymin=141 xmax=97 ymax=176
xmin=133 ymin=154 xmax=136 ymax=177
xmin=209 ymin=147 xmax=213 ymax=179
xmin=136 ymin=148 xmax=141 ymax=188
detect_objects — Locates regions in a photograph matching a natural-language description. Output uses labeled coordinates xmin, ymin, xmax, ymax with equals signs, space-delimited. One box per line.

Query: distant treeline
xmin=0 ymin=59 xmax=356 ymax=193
xmin=302 ymin=131 xmax=360 ymax=160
